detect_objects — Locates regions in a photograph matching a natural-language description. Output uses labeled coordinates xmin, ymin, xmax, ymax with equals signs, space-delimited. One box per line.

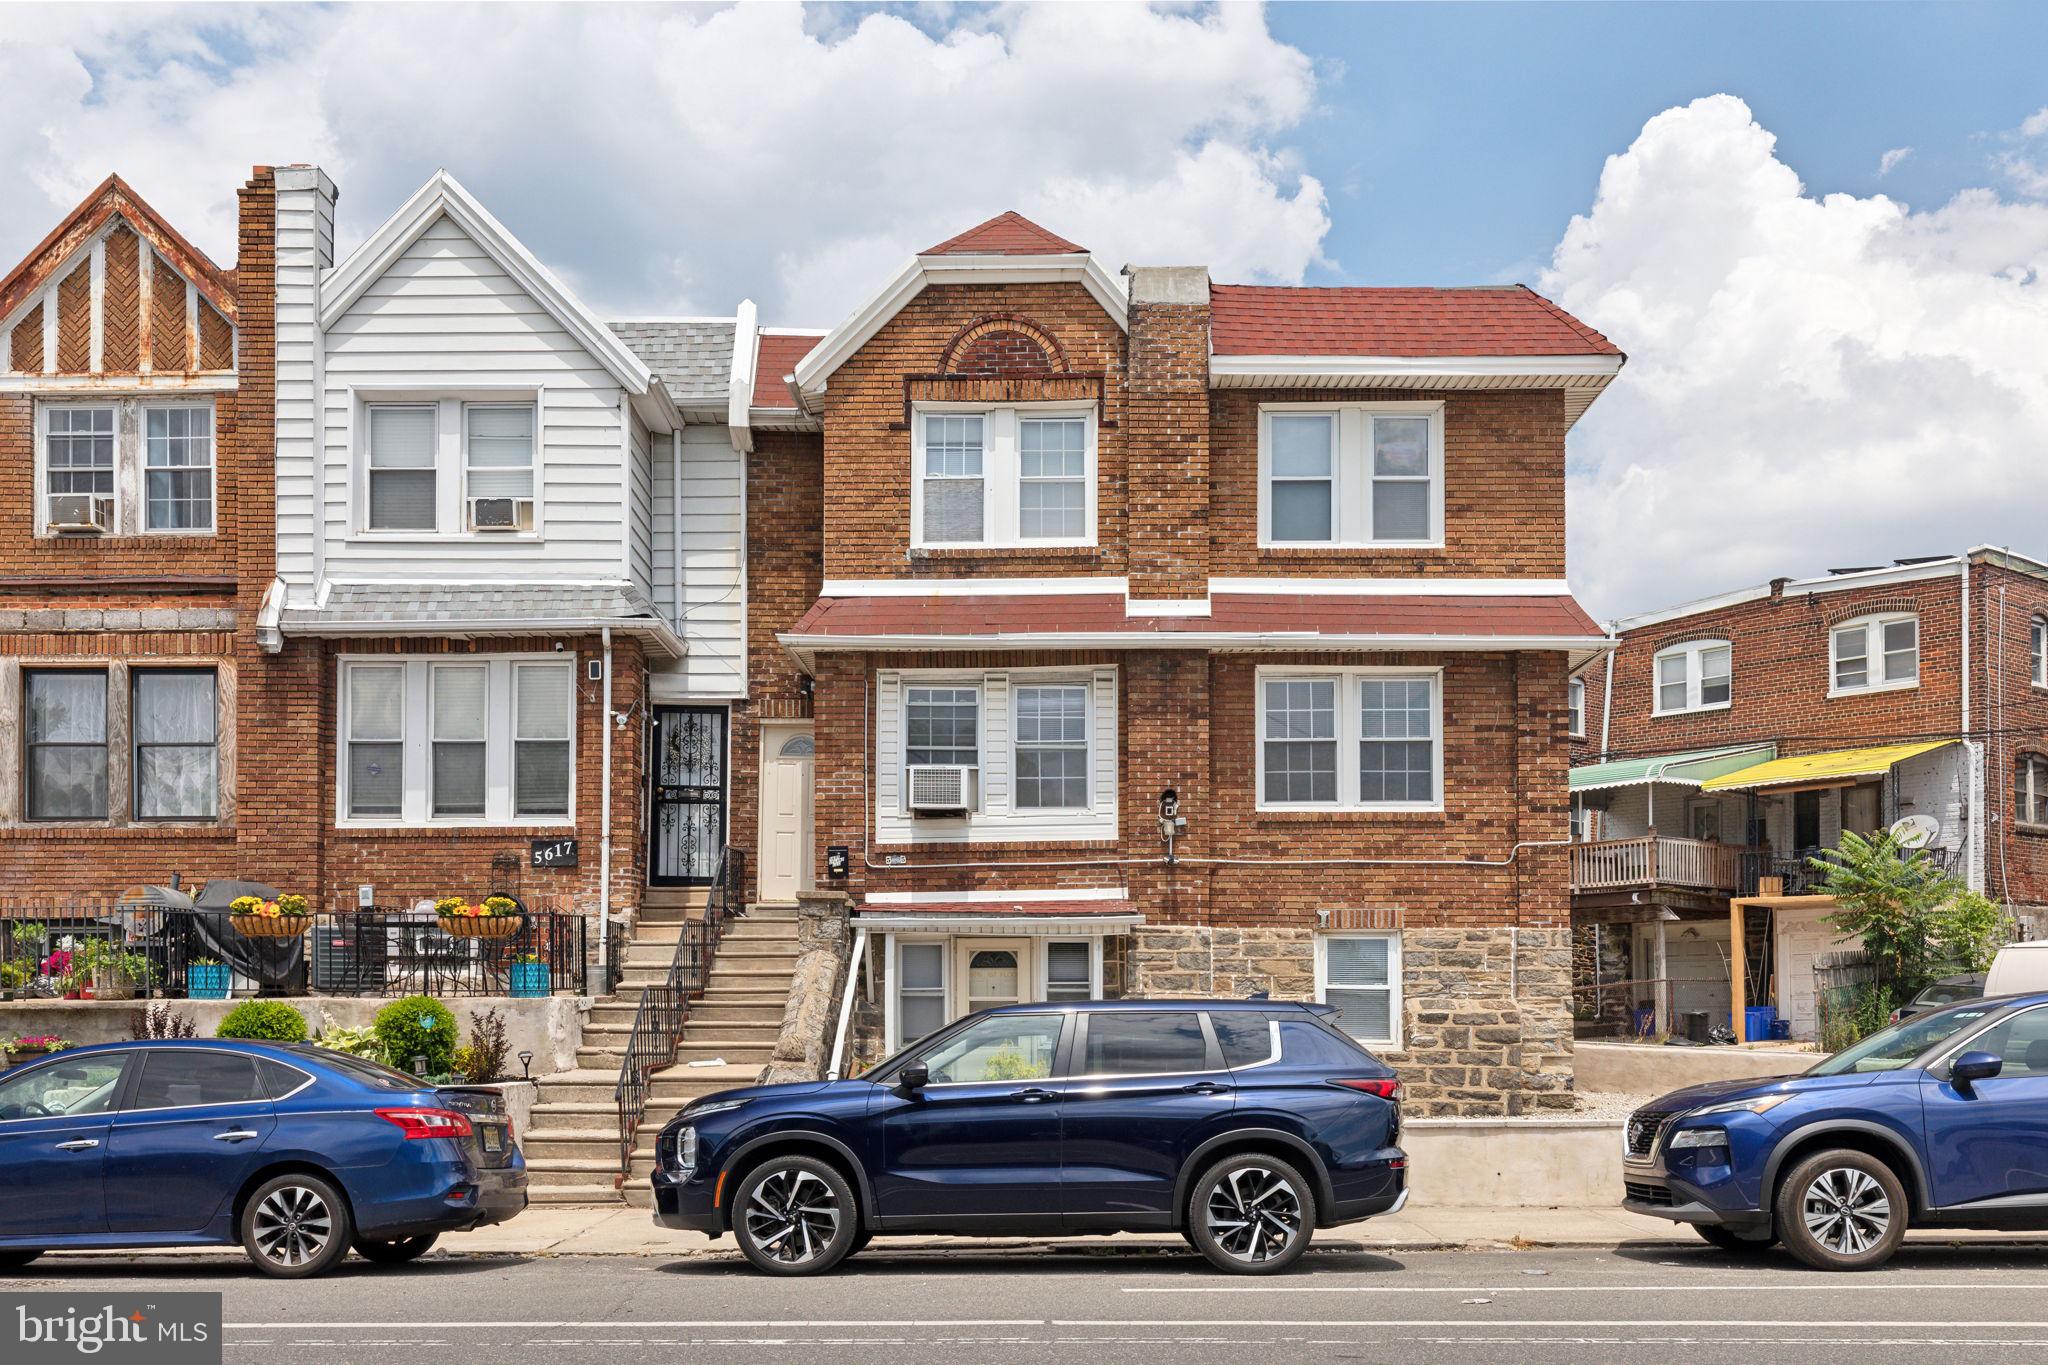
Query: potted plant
xmin=75 ymin=939 xmax=153 ymax=1001
xmin=435 ymin=894 xmax=523 ymax=940
xmin=187 ymin=956 xmax=231 ymax=1000
xmin=0 ymin=961 xmax=26 ymax=1002
xmin=41 ymin=946 xmax=85 ymax=999
xmin=509 ymin=952 xmax=550 ymax=998
xmin=229 ymin=893 xmax=313 ymax=939
xmin=6 ymin=1035 xmax=70 ymax=1065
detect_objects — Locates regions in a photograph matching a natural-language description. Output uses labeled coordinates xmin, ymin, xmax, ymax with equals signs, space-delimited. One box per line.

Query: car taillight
xmin=375 ymin=1107 xmax=474 ymax=1139
xmin=1331 ymin=1078 xmax=1403 ymax=1102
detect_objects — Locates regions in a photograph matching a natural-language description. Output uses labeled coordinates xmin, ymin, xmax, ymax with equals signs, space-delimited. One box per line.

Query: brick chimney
xmin=1123 ymin=265 xmax=1212 ymax=606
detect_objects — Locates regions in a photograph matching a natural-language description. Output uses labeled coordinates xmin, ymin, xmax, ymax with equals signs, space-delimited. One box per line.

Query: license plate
xmin=482 ymin=1126 xmax=504 ymax=1153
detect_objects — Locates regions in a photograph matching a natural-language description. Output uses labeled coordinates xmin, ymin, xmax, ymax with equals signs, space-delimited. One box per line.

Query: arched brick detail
xmin=938 ymin=313 xmax=1069 ymax=377
xmin=1824 ymin=598 xmax=1917 ymax=629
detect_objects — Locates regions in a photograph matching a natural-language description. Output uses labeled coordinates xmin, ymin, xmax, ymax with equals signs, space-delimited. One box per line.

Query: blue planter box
xmin=188 ymin=963 xmax=231 ymax=1000
xmin=510 ymin=962 xmax=551 ymax=998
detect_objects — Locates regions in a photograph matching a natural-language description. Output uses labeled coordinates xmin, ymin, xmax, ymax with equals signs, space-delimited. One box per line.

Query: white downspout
xmin=1599 ymin=643 xmax=1616 ymax=757
xmin=671 ymin=428 xmax=685 ymax=632
xmin=1962 ymin=559 xmax=1980 ymax=892
xmin=600 ymin=625 xmax=614 ymax=979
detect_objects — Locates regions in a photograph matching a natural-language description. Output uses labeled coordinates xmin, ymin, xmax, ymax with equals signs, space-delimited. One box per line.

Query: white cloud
xmin=1545 ymin=94 xmax=2048 ymax=620
xmin=1879 ymin=145 xmax=1912 ymax=176
xmin=0 ymin=3 xmax=1327 ymax=322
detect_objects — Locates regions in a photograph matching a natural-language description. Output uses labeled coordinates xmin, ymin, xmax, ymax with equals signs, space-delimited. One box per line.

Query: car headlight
xmin=1667 ymin=1125 xmax=1730 ymax=1150
xmin=667 ymin=1125 xmax=699 ymax=1174
xmin=1688 ymin=1094 xmax=1792 ymax=1119
xmin=686 ymin=1097 xmax=749 ymax=1118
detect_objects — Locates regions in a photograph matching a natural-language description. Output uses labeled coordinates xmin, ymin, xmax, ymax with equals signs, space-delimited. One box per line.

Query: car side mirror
xmin=1952 ymin=1050 xmax=2003 ymax=1086
xmin=900 ymin=1063 xmax=929 ymax=1093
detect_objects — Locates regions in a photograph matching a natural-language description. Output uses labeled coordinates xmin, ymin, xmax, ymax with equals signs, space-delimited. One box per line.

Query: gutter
xmin=279 ymin=615 xmax=687 ymax=661
xmin=256 ymin=577 xmax=285 ymax=654
xmin=600 ymin=626 xmax=613 ymax=979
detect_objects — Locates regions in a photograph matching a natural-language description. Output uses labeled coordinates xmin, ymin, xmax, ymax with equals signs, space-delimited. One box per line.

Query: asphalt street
xmin=13 ymin=1240 xmax=2048 ymax=1364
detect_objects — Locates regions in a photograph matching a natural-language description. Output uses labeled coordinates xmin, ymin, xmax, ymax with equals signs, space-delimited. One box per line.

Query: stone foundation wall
xmin=1128 ymin=924 xmax=1574 ymax=1116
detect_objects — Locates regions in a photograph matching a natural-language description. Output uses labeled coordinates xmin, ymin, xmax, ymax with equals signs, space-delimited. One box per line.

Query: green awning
xmin=1570 ymin=744 xmax=1779 ymax=793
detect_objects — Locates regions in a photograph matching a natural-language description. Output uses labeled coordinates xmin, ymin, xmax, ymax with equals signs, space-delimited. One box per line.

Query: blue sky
xmin=1271 ymin=2 xmax=2047 ymax=288
xmin=5 ymin=2 xmax=2048 ymax=615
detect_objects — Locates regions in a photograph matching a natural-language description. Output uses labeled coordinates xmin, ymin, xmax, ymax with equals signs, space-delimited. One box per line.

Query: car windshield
xmin=1918 ymin=980 xmax=1980 ymax=1005
xmin=1806 ymin=1004 xmax=2000 ymax=1075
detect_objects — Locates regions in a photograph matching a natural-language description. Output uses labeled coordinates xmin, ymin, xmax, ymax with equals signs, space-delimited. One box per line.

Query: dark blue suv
xmin=651 ymin=999 xmax=1407 ymax=1274
xmin=1623 ymin=990 xmax=2048 ymax=1269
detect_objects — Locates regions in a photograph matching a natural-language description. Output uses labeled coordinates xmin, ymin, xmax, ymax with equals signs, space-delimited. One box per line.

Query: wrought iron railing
xmin=613 ymin=848 xmax=746 ymax=1176
xmin=0 ymin=905 xmax=587 ymax=1000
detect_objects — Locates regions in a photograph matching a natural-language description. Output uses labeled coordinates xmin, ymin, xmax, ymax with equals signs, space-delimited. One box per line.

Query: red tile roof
xmin=751 ymin=331 xmax=824 ymax=409
xmin=1210 ymin=284 xmax=1619 ymax=359
xmin=787 ymin=591 xmax=1603 ymax=643
xmin=856 ymin=899 xmax=1137 ymax=918
xmin=924 ymin=211 xmax=1086 ymax=257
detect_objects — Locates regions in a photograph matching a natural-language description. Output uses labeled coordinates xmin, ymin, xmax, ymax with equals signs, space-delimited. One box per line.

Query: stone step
xmin=680 ymin=1021 xmax=781 ymax=1041
xmin=622 ymin=1184 xmax=655 ymax=1210
xmin=530 ymin=1184 xmax=625 ymax=1206
xmin=687 ymin=1002 xmax=786 ymax=1023
xmin=704 ymin=965 xmax=801 ymax=983
xmin=524 ymin=1158 xmax=627 ymax=1188
xmin=575 ymin=1048 xmax=626 ymax=1069
xmin=673 ymin=1041 xmax=774 ymax=1064
xmin=530 ymin=1101 xmax=617 ymax=1121
xmin=522 ymin=1131 xmax=622 ymax=1160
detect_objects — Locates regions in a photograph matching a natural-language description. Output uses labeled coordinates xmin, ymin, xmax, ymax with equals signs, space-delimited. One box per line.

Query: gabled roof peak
xmin=923 ymin=211 xmax=1085 ymax=257
xmin=0 ymin=173 xmax=238 ymax=326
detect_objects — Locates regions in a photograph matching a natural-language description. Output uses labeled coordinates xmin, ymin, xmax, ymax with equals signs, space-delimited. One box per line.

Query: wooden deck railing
xmin=1571 ymin=835 xmax=1760 ymax=894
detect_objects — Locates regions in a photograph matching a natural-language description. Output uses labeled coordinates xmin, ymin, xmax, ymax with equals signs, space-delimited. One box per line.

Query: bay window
xmin=1831 ymin=614 xmax=1918 ymax=695
xmin=1258 ymin=667 xmax=1441 ymax=811
xmin=340 ymin=656 xmax=574 ymax=824
xmin=1258 ymin=401 xmax=1443 ymax=547
xmin=1653 ymin=640 xmax=1732 ymax=715
xmin=911 ymin=405 xmax=1096 ymax=548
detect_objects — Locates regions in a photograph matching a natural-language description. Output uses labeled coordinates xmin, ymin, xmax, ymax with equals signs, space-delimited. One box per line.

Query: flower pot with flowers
xmin=508 ymin=952 xmax=550 ymax=998
xmin=230 ymin=893 xmax=312 ymax=939
xmin=435 ymin=895 xmax=523 ymax=940
xmin=41 ymin=946 xmax=85 ymax=999
xmin=187 ymin=956 xmax=231 ymax=1000
xmin=6 ymin=1034 xmax=71 ymax=1066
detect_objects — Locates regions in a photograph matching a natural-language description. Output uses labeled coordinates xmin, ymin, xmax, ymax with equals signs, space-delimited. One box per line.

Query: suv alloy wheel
xmin=1186 ymin=1153 xmax=1317 ymax=1274
xmin=1773 ymin=1149 xmax=1908 ymax=1270
xmin=731 ymin=1155 xmax=858 ymax=1276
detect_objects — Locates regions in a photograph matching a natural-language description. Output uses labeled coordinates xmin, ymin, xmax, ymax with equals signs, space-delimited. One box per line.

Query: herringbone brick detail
xmin=199 ymin=301 xmax=232 ymax=371
xmin=7 ymin=303 xmax=39 ymax=372
xmin=148 ymin=254 xmax=188 ymax=373
xmin=102 ymin=224 xmax=140 ymax=373
xmin=55 ymin=262 xmax=90 ymax=373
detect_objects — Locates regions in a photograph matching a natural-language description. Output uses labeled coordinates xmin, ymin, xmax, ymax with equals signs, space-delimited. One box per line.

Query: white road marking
xmin=1122 ymin=1281 xmax=2048 ymax=1295
xmin=221 ymin=1317 xmax=2048 ymax=1331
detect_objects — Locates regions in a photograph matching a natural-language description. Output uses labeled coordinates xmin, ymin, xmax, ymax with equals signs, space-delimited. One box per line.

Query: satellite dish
xmin=1890 ymin=814 xmax=1939 ymax=849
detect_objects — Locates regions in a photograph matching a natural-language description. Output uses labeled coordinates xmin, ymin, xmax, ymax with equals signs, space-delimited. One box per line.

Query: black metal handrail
xmin=0 ymin=906 xmax=587 ymax=1000
xmin=612 ymin=848 xmax=746 ymax=1177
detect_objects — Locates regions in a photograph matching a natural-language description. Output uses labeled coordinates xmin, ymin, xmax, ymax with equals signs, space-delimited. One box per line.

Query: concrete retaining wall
xmin=0 ymin=995 xmax=587 ymax=1076
xmin=1403 ymin=1118 xmax=1623 ymax=1207
xmin=1574 ymin=1040 xmax=1818 ymax=1095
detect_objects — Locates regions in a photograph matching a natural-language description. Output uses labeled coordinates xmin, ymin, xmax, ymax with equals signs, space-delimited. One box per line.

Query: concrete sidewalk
xmin=40 ymin=1203 xmax=2048 ymax=1262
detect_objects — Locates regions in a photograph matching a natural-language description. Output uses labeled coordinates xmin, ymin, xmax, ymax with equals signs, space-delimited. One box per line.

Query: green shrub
xmin=314 ymin=1024 xmax=385 ymax=1062
xmin=215 ymin=1000 xmax=308 ymax=1042
xmin=373 ymin=996 xmax=458 ymax=1076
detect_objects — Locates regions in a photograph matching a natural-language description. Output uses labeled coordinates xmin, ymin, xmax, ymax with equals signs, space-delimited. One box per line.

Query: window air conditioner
xmin=906 ymin=765 xmax=976 ymax=814
xmin=46 ymin=493 xmax=111 ymax=534
xmin=469 ymin=497 xmax=529 ymax=531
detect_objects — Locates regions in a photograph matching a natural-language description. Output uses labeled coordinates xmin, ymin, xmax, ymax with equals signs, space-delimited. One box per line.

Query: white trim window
xmin=339 ymin=656 xmax=575 ymax=826
xmin=1653 ymin=639 xmax=1732 ymax=715
xmin=1257 ymin=401 xmax=1444 ymax=548
xmin=1317 ymin=932 xmax=1402 ymax=1047
xmin=23 ymin=669 xmax=109 ymax=821
xmin=877 ymin=667 xmax=1118 ymax=844
xmin=2018 ymin=753 xmax=2048 ymax=828
xmin=893 ymin=939 xmax=949 ymax=1047
xmin=910 ymin=404 xmax=1097 ymax=548
xmin=2032 ymin=617 xmax=2046 ymax=688
xmin=1042 ymin=940 xmax=1096 ymax=1002
xmin=1013 ymin=683 xmax=1089 ymax=810
xmin=42 ymin=404 xmax=117 ymax=532
xmin=1831 ymin=614 xmax=1918 ymax=695
xmin=365 ymin=404 xmax=438 ymax=531
xmin=132 ymin=669 xmax=218 ymax=821
xmin=1568 ymin=676 xmax=1586 ymax=738
xmin=143 ymin=405 xmax=214 ymax=531
xmin=1258 ymin=667 xmax=1442 ymax=811
xmin=464 ymin=404 xmax=536 ymax=532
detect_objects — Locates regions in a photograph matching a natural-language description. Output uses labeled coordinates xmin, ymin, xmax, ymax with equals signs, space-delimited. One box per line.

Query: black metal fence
xmin=0 ymin=905 xmax=588 ymax=1000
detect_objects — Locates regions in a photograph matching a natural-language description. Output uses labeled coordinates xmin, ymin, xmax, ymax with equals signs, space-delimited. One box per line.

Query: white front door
xmin=957 ymin=938 xmax=1030 ymax=1014
xmin=757 ymin=723 xmax=815 ymax=904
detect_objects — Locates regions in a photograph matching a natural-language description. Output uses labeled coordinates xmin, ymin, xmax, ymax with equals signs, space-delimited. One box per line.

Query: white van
xmin=1984 ymin=940 xmax=2048 ymax=997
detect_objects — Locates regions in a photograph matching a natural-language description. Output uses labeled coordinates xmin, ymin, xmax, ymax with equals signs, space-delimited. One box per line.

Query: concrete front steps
xmin=523 ymin=904 xmax=802 ymax=1206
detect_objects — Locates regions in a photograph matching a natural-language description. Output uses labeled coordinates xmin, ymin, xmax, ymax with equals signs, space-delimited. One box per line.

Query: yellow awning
xmin=1698 ymin=740 xmax=1957 ymax=792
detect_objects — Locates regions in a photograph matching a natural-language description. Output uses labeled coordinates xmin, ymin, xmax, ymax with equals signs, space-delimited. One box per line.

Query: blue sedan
xmin=0 ymin=1038 xmax=526 ymax=1277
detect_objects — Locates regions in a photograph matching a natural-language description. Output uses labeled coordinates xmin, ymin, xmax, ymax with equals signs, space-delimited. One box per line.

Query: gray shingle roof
xmin=279 ymin=584 xmax=682 ymax=657
xmin=609 ymin=319 xmax=735 ymax=407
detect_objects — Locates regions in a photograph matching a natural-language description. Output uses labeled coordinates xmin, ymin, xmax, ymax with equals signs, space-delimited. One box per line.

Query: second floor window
xmin=1014 ymin=684 xmax=1089 ymax=810
xmin=911 ymin=406 xmax=1096 ymax=549
xmin=1259 ymin=668 xmax=1441 ymax=811
xmin=367 ymin=405 xmax=438 ymax=531
xmin=143 ymin=406 xmax=214 ymax=530
xmin=1258 ymin=403 xmax=1442 ymax=547
xmin=1653 ymin=640 xmax=1731 ymax=715
xmin=2033 ymin=617 xmax=2047 ymax=688
xmin=1568 ymin=677 xmax=1586 ymax=737
xmin=361 ymin=398 xmax=540 ymax=536
xmin=44 ymin=407 xmax=116 ymax=531
xmin=2020 ymin=754 xmax=2048 ymax=827
xmin=905 ymin=685 xmax=980 ymax=769
xmin=38 ymin=400 xmax=216 ymax=536
xmin=1831 ymin=614 xmax=1918 ymax=694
